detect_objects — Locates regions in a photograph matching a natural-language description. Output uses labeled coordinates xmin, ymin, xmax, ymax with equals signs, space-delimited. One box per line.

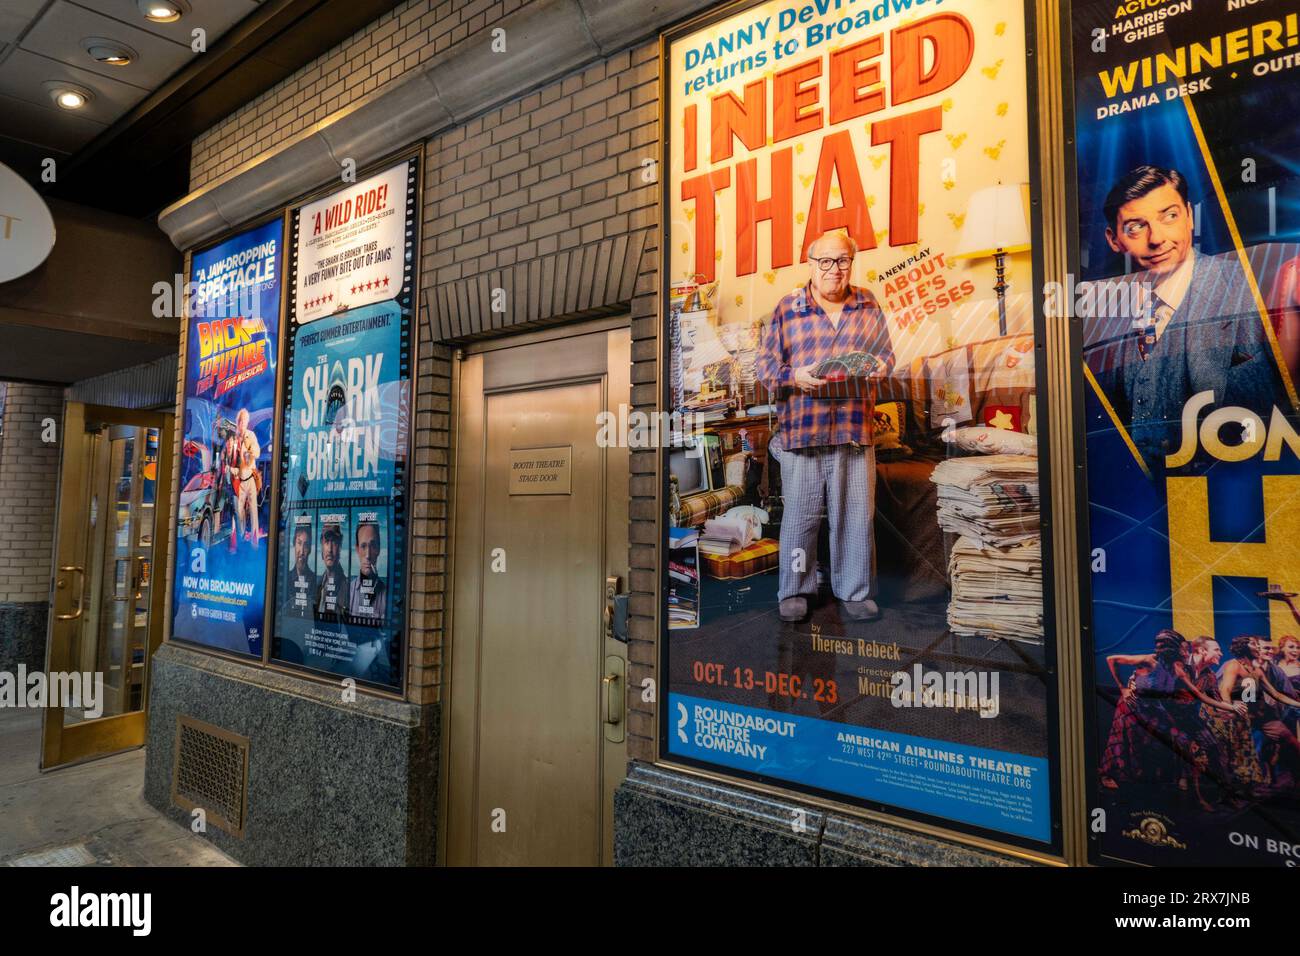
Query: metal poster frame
xmin=166 ymin=145 xmax=424 ymax=703
xmin=271 ymin=148 xmax=423 ymax=697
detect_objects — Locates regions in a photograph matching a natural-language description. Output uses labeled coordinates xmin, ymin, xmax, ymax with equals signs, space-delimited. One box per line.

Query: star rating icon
xmin=302 ymin=293 xmax=335 ymax=310
xmin=348 ymin=275 xmax=392 ymax=295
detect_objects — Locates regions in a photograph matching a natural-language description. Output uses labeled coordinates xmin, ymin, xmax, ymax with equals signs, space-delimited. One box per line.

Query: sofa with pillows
xmin=870 ymin=333 xmax=1039 ymax=606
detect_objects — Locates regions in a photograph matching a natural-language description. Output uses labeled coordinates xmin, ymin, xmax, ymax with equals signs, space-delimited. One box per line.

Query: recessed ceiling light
xmin=138 ymin=0 xmax=186 ymax=22
xmin=83 ymin=38 xmax=137 ymax=66
xmin=45 ymin=82 xmax=94 ymax=109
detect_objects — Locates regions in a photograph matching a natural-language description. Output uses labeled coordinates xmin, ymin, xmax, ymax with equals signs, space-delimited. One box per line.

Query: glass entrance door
xmin=42 ymin=403 xmax=172 ymax=768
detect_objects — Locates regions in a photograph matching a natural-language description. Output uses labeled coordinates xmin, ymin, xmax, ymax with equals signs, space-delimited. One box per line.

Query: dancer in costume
xmin=1100 ymin=630 xmax=1196 ymax=788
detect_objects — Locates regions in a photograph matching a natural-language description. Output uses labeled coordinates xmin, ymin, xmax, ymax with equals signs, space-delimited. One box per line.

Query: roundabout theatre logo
xmin=678 ymin=700 xmax=796 ymax=759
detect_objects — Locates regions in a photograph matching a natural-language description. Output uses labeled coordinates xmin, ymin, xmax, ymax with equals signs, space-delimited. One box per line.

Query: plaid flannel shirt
xmin=756 ymin=283 xmax=896 ymax=450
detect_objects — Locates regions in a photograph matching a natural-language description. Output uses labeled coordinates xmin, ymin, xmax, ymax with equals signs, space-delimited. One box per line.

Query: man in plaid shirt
xmin=756 ymin=231 xmax=895 ymax=623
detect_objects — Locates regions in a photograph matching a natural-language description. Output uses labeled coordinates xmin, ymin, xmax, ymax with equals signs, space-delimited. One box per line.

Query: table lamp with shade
xmin=951 ymin=184 xmax=1032 ymax=336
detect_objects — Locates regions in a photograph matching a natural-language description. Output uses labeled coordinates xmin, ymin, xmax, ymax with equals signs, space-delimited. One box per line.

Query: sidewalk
xmin=0 ymin=708 xmax=236 ymax=867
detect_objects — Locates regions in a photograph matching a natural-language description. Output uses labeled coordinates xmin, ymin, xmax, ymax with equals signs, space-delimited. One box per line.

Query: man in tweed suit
xmin=757 ymin=231 xmax=895 ymax=623
xmin=1083 ymin=165 xmax=1285 ymax=471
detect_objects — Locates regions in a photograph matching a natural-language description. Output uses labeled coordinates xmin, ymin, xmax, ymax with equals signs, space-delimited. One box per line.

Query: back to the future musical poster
xmin=171 ymin=218 xmax=281 ymax=658
xmin=1072 ymin=0 xmax=1300 ymax=866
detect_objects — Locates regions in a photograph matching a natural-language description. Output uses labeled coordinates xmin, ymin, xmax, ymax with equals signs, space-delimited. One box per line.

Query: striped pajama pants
xmin=776 ymin=442 xmax=876 ymax=603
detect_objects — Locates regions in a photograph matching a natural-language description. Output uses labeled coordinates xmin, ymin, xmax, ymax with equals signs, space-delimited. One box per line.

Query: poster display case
xmin=659 ymin=0 xmax=1065 ymax=855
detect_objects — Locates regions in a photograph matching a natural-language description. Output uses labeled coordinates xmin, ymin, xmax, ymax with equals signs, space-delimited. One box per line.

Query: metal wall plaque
xmin=508 ymin=446 xmax=572 ymax=495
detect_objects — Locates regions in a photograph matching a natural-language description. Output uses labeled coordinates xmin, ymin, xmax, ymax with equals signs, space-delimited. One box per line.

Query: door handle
xmin=602 ymin=673 xmax=622 ymax=725
xmin=55 ymin=566 xmax=85 ymax=620
xmin=602 ymin=654 xmax=626 ymax=743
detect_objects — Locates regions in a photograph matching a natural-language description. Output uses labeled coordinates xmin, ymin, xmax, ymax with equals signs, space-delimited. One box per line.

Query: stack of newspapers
xmin=931 ymin=454 xmax=1043 ymax=643
xmin=930 ymin=455 xmax=1039 ymax=546
xmin=946 ymin=536 xmax=1043 ymax=642
xmin=698 ymin=513 xmax=758 ymax=557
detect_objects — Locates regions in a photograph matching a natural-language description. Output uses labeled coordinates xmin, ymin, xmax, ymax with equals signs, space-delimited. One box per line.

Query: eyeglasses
xmin=812 ymin=256 xmax=853 ymax=272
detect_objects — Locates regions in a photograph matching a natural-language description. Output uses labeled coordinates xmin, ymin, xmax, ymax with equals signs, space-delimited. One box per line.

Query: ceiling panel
xmin=0 ymin=46 xmax=148 ymax=123
xmin=0 ymin=0 xmax=263 ymax=195
xmin=4 ymin=0 xmax=407 ymax=215
xmin=0 ymin=0 xmax=47 ymax=44
xmin=88 ymin=0 xmax=261 ymax=46
xmin=0 ymin=90 xmax=107 ymax=155
xmin=23 ymin=1 xmax=191 ymax=88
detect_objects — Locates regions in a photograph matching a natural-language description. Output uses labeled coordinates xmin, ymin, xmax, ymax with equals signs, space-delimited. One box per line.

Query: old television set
xmin=669 ymin=433 xmax=724 ymax=497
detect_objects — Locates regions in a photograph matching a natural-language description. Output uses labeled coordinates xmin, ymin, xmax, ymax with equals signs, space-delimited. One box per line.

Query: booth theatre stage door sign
xmin=509 ymin=446 xmax=573 ymax=495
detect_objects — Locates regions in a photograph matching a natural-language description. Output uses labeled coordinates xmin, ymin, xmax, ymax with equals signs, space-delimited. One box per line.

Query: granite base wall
xmin=0 ymin=602 xmax=48 ymax=675
xmin=144 ymin=643 xmax=438 ymax=866
xmin=614 ymin=762 xmax=1036 ymax=867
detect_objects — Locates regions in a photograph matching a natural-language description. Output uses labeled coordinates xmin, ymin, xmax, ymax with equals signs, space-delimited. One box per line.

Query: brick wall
xmin=421 ymin=46 xmax=657 ymax=284
xmin=626 ymin=234 xmax=660 ymax=765
xmin=190 ymin=0 xmax=536 ymax=190
xmin=406 ymin=329 xmax=453 ymax=706
xmin=0 ymin=383 xmax=63 ymax=603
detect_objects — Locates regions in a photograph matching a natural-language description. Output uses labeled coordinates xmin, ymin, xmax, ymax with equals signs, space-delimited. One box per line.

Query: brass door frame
xmin=42 ymin=402 xmax=174 ymax=769
xmin=441 ymin=317 xmax=632 ymax=866
xmin=650 ymin=0 xmax=1085 ymax=867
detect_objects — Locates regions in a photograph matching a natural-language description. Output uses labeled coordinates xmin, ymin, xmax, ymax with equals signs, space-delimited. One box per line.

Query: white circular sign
xmin=0 ymin=162 xmax=56 ymax=283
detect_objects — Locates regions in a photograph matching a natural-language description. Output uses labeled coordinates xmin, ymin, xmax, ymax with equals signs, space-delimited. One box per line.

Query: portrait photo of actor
xmin=1081 ymin=165 xmax=1285 ymax=469
xmin=756 ymin=230 xmax=896 ymax=624
xmin=348 ymin=520 xmax=388 ymax=621
xmin=288 ymin=523 xmax=317 ymax=619
xmin=315 ymin=521 xmax=349 ymax=619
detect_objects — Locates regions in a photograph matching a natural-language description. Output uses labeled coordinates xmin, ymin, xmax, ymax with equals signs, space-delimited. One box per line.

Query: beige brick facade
xmin=190 ymin=0 xmax=537 ymax=190
xmin=0 ymin=383 xmax=63 ymax=603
